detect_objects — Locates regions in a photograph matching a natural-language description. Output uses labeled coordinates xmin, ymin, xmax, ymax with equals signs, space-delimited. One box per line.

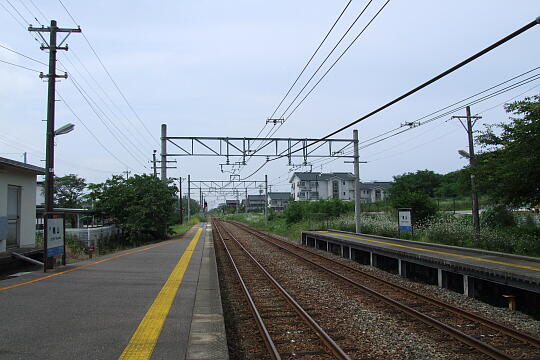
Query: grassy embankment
xmin=225 ymin=210 xmax=540 ymax=258
xmin=170 ymin=216 xmax=204 ymax=236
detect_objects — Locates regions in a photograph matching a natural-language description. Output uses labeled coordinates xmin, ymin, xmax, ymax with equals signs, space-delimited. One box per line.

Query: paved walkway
xmin=0 ymin=223 xmax=226 ymax=359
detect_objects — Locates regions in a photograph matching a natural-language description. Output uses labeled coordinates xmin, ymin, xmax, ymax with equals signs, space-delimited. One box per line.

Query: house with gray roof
xmin=289 ymin=172 xmax=391 ymax=203
xmin=267 ymin=192 xmax=291 ymax=211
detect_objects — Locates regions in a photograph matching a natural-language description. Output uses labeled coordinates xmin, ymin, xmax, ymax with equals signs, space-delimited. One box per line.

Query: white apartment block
xmin=289 ymin=172 xmax=391 ymax=203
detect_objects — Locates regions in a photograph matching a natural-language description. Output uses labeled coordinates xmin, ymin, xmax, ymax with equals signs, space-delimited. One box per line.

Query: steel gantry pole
xmin=265 ymin=175 xmax=268 ymax=225
xmin=161 ymin=124 xmax=167 ymax=181
xmin=245 ymin=188 xmax=248 ymax=214
xmin=152 ymin=150 xmax=157 ymax=177
xmin=353 ymin=130 xmax=361 ymax=233
xmin=187 ymin=174 xmax=191 ymax=221
xmin=178 ymin=177 xmax=183 ymax=224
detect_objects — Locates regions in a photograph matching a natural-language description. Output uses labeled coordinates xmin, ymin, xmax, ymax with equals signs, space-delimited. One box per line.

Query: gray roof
xmin=268 ymin=192 xmax=291 ymax=200
xmin=225 ymin=200 xmax=239 ymax=205
xmin=247 ymin=195 xmax=265 ymax=200
xmin=0 ymin=156 xmax=45 ymax=175
xmin=290 ymin=172 xmax=355 ymax=182
xmin=358 ymin=181 xmax=392 ymax=190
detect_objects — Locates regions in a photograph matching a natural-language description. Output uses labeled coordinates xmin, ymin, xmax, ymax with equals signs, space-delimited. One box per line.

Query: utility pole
xmin=23 ymin=152 xmax=27 ymax=164
xmin=452 ymin=106 xmax=482 ymax=236
xmin=187 ymin=174 xmax=191 ymax=221
xmin=123 ymin=170 xmax=131 ymax=179
xmin=152 ymin=150 xmax=157 ymax=177
xmin=199 ymin=188 xmax=202 ymax=212
xmin=161 ymin=124 xmax=167 ymax=182
xmin=264 ymin=174 xmax=268 ymax=225
xmin=29 ymin=20 xmax=81 ymax=270
xmin=353 ymin=130 xmax=361 ymax=233
xmin=245 ymin=188 xmax=248 ymax=214
xmin=178 ymin=177 xmax=183 ymax=224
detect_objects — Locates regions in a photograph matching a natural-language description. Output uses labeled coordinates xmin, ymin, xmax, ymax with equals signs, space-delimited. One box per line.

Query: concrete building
xmin=267 ymin=192 xmax=291 ymax=211
xmin=290 ymin=172 xmax=356 ymax=201
xmin=289 ymin=172 xmax=391 ymax=203
xmin=0 ymin=157 xmax=45 ymax=252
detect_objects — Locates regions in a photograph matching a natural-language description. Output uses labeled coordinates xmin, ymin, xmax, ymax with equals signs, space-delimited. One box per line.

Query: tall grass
xmin=226 ymin=211 xmax=540 ymax=257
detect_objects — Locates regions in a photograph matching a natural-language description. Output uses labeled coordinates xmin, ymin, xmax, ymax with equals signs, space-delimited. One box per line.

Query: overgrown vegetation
xmin=89 ymin=174 xmax=178 ymax=244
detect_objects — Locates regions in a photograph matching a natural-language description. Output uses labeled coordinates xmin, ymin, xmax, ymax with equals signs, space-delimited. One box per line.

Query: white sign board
xmin=47 ymin=218 xmax=64 ymax=256
xmin=398 ymin=209 xmax=412 ymax=231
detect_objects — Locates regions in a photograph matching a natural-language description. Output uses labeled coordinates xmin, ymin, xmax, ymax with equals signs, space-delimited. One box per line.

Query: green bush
xmin=481 ymin=205 xmax=516 ymax=228
xmin=284 ymin=199 xmax=354 ymax=224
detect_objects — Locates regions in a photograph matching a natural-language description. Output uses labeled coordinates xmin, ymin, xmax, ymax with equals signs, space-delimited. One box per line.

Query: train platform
xmin=0 ymin=223 xmax=228 ymax=360
xmin=302 ymin=230 xmax=540 ymax=312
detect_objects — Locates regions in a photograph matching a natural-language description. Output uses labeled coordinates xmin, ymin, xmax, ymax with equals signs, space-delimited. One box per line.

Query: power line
xmin=55 ymin=90 xmax=139 ymax=171
xmin=262 ymin=17 xmax=540 ymax=166
xmin=68 ymin=75 xmax=149 ymax=169
xmin=0 ymin=43 xmax=48 ymax=66
xmin=59 ymin=53 xmax=154 ymax=152
xmin=67 ymin=73 xmax=151 ymax=160
xmin=57 ymin=0 xmax=159 ymax=144
xmin=0 ymin=58 xmax=40 ymax=72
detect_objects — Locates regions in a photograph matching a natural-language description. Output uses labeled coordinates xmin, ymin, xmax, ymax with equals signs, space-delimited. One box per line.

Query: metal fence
xmin=66 ymin=226 xmax=120 ymax=248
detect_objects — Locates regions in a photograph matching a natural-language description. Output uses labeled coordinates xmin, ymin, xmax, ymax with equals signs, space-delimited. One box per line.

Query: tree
xmin=92 ymin=174 xmax=178 ymax=243
xmin=390 ymin=170 xmax=443 ymax=198
xmin=475 ymin=95 xmax=540 ymax=207
xmin=54 ymin=174 xmax=86 ymax=208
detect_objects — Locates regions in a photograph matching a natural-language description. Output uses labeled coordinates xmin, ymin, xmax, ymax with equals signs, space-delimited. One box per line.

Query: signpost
xmin=398 ymin=208 xmax=413 ymax=238
xmin=44 ymin=213 xmax=65 ymax=271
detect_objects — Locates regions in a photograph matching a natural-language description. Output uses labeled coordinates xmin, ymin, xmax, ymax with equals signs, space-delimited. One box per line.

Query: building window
xmin=343 ymin=192 xmax=346 ymax=196
xmin=342 ymin=181 xmax=345 ymax=185
xmin=332 ymin=181 xmax=339 ymax=199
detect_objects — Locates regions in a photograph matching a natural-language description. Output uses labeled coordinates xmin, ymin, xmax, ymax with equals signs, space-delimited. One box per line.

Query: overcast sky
xmin=1 ymin=1 xmax=539 ymax=207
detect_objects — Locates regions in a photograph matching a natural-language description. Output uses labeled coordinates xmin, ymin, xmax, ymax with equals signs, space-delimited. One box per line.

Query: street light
xmin=43 ymin=122 xmax=75 ymax=271
xmin=54 ymin=123 xmax=75 ymax=136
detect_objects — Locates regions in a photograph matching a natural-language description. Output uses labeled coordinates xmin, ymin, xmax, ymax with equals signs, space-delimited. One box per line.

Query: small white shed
xmin=0 ymin=157 xmax=45 ymax=252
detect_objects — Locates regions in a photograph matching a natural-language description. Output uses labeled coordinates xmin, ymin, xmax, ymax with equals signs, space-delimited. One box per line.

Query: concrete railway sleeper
xmin=212 ymin=219 xmax=351 ymax=360
xmin=226 ymin=220 xmax=540 ymax=360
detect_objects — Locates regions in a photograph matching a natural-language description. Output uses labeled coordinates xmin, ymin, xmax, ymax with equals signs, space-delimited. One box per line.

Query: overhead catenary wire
xmin=256 ymin=0 xmax=391 ymax=148
xmin=254 ymin=16 xmax=540 ymax=173
xmin=241 ymin=0 xmax=383 ymax=172
xmin=268 ymin=0 xmax=353 ymax=120
xmin=266 ymin=67 xmax=540 ymax=184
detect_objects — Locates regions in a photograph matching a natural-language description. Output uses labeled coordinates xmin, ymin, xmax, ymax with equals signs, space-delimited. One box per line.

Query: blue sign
xmin=399 ymin=225 xmax=412 ymax=231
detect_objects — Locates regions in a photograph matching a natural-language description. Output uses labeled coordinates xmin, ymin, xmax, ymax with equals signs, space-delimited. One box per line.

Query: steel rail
xmin=212 ymin=220 xmax=281 ymax=360
xmin=215 ymin=220 xmax=351 ymax=360
xmin=233 ymin=221 xmax=540 ymax=348
xmin=227 ymin=220 xmax=522 ymax=360
xmin=233 ymin=222 xmax=540 ymax=349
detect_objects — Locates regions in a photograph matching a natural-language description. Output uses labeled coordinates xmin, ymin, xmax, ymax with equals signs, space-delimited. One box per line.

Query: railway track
xmin=223 ymin=219 xmax=540 ymax=360
xmin=212 ymin=219 xmax=354 ymax=360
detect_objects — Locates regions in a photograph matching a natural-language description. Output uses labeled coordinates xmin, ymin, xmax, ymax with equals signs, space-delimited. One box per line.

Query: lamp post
xmin=43 ymin=123 xmax=74 ymax=271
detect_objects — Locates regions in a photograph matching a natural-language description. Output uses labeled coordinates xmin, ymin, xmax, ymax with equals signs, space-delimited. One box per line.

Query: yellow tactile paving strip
xmin=118 ymin=227 xmax=203 ymax=359
xmin=321 ymin=231 xmax=540 ymax=272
